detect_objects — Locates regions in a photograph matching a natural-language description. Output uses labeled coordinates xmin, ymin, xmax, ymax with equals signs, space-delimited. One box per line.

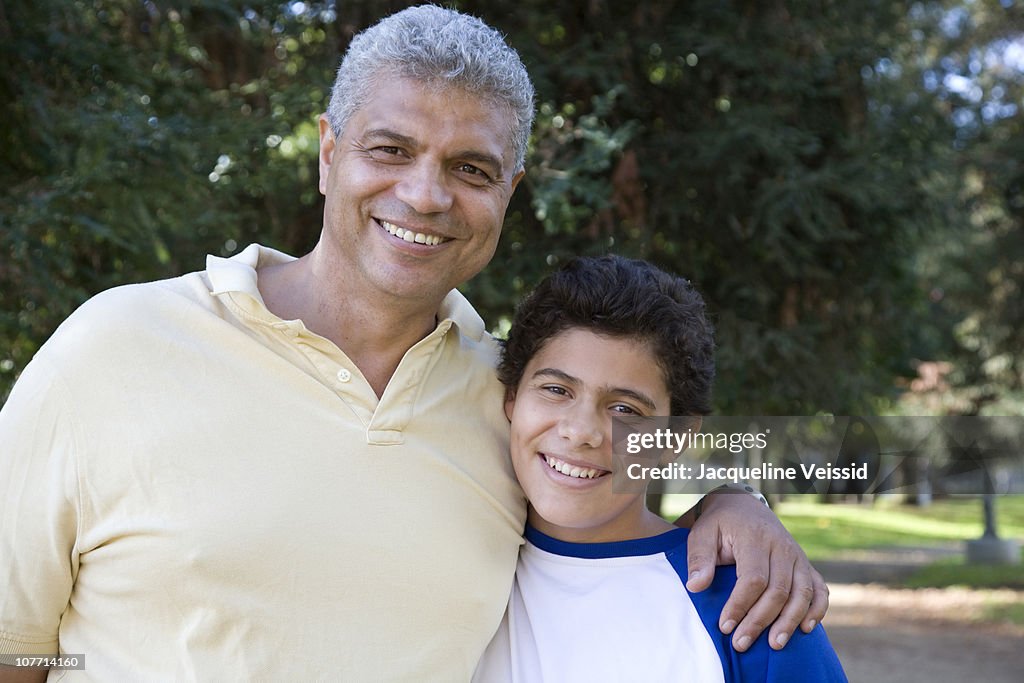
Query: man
xmin=0 ymin=6 xmax=825 ymax=680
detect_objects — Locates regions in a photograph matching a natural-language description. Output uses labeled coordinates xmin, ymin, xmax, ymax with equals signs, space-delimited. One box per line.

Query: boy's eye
xmin=542 ymin=385 xmax=568 ymax=396
xmin=611 ymin=404 xmax=641 ymax=416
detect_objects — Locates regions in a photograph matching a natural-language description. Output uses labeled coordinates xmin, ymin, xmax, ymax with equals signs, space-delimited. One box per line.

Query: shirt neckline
xmin=206 ymin=243 xmax=487 ymax=341
xmin=524 ymin=525 xmax=689 ymax=559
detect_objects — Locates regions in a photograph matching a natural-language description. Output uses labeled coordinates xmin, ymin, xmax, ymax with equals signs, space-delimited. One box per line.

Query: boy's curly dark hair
xmin=497 ymin=255 xmax=715 ymax=416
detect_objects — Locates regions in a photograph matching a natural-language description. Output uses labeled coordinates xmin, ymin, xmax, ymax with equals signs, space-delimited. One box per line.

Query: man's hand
xmin=679 ymin=491 xmax=828 ymax=652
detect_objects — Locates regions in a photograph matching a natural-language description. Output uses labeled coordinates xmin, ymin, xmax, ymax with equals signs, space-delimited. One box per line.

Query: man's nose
xmin=394 ymin=161 xmax=454 ymax=214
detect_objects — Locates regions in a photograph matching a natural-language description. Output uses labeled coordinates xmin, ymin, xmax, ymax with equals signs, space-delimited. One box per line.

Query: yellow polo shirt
xmin=0 ymin=244 xmax=526 ymax=680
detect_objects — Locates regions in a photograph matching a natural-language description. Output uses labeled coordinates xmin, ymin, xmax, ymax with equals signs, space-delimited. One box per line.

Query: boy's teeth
xmin=380 ymin=220 xmax=443 ymax=246
xmin=543 ymin=454 xmax=601 ymax=479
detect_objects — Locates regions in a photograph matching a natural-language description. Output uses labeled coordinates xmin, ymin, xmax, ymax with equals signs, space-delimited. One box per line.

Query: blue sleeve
xmin=762 ymin=622 xmax=848 ymax=683
xmin=666 ymin=549 xmax=848 ymax=682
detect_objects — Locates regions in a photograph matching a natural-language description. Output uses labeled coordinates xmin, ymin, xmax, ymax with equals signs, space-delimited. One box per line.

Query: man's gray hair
xmin=326 ymin=4 xmax=535 ymax=172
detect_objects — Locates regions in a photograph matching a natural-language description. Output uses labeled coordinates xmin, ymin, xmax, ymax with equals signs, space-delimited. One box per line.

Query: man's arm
xmin=0 ymin=358 xmax=79 ymax=678
xmin=677 ymin=490 xmax=828 ymax=652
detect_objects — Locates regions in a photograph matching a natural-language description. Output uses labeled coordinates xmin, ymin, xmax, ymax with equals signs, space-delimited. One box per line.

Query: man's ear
xmin=318 ymin=114 xmax=336 ymax=196
xmin=503 ymin=388 xmax=517 ymax=422
xmin=509 ymin=169 xmax=525 ymax=194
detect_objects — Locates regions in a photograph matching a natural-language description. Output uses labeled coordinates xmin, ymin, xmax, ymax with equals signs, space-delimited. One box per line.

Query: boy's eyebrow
xmin=531 ymin=367 xmax=659 ymax=411
xmin=532 ymin=367 xmax=579 ymax=384
xmin=609 ymin=388 xmax=659 ymax=412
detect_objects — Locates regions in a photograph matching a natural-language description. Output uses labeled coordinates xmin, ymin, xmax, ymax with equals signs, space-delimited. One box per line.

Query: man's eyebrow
xmin=362 ymin=128 xmax=417 ymax=147
xmin=531 ymin=367 xmax=659 ymax=411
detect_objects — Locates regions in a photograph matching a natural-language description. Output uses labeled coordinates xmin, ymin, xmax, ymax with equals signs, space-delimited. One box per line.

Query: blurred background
xmin=2 ymin=0 xmax=1023 ymax=417
xmin=2 ymin=2 xmax=1023 ymax=678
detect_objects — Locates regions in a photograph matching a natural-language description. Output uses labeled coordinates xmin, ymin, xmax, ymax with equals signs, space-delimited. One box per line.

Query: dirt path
xmin=818 ymin=547 xmax=1024 ymax=683
xmin=826 ymin=583 xmax=1024 ymax=683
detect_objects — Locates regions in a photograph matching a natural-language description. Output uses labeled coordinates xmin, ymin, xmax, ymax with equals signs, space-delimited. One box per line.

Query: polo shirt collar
xmin=437 ymin=288 xmax=486 ymax=342
xmin=206 ymin=243 xmax=487 ymax=341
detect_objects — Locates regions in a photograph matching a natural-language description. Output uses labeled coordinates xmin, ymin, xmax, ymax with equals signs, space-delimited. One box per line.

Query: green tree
xmin=2 ymin=0 xmax=1011 ymax=421
xmin=936 ymin=1 xmax=1024 ymax=414
xmin=463 ymin=0 xmax=957 ymax=414
xmin=1 ymin=0 xmax=337 ymax=399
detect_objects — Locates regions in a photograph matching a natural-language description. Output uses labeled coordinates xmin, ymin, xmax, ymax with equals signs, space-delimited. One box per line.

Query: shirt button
xmin=285 ymin=327 xmax=299 ymax=338
xmin=336 ymin=368 xmax=352 ymax=383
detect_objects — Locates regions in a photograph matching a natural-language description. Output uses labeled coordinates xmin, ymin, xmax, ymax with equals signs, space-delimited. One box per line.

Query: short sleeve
xmin=471 ymin=603 xmax=513 ymax=683
xmin=764 ymin=623 xmax=848 ymax=682
xmin=680 ymin=562 xmax=849 ymax=682
xmin=0 ymin=355 xmax=82 ymax=656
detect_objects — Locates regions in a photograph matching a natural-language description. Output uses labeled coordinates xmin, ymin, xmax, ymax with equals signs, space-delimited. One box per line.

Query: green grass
xmin=661 ymin=494 xmax=1024 ymax=559
xmin=661 ymin=494 xmax=1024 ymax=595
xmin=773 ymin=495 xmax=1024 ymax=560
xmin=906 ymin=552 xmax=1024 ymax=590
xmin=780 ymin=496 xmax=1024 ymax=611
xmin=982 ymin=601 xmax=1024 ymax=627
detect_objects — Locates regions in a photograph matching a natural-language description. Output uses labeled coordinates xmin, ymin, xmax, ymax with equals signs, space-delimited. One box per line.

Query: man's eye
xmin=457 ymin=163 xmax=491 ymax=183
xmin=542 ymin=385 xmax=568 ymax=396
xmin=365 ymin=146 xmax=405 ymax=161
xmin=612 ymin=404 xmax=640 ymax=415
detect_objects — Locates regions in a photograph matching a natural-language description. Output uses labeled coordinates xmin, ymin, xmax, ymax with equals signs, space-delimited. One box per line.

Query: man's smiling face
xmin=316 ymin=75 xmax=524 ymax=307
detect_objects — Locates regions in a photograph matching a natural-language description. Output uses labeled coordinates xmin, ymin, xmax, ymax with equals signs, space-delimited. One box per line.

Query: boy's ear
xmin=657 ymin=447 xmax=674 ymax=467
xmin=675 ymin=415 xmax=703 ymax=440
xmin=503 ymin=388 xmax=517 ymax=422
xmin=657 ymin=415 xmax=703 ymax=465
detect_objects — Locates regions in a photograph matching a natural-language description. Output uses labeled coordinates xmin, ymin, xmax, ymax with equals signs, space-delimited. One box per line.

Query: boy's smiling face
xmin=505 ymin=327 xmax=675 ymax=543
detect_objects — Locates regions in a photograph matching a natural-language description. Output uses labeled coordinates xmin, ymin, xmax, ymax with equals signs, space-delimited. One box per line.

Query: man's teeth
xmin=543 ymin=455 xmax=603 ymax=480
xmin=380 ymin=220 xmax=444 ymax=246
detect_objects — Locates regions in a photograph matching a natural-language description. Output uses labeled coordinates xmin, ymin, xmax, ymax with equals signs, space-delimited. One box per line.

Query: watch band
xmin=695 ymin=482 xmax=770 ymax=519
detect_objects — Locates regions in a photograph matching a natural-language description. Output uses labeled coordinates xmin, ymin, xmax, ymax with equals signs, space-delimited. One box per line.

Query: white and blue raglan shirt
xmin=474 ymin=526 xmax=848 ymax=683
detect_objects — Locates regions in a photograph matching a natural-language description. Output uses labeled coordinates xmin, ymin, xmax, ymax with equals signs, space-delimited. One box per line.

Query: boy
xmin=474 ymin=255 xmax=847 ymax=682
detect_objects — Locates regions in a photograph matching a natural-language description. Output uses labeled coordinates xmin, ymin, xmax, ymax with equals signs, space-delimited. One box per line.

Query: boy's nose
xmin=558 ymin=408 xmax=604 ymax=449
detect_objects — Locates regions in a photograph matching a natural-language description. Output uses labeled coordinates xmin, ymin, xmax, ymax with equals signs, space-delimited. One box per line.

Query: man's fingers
xmin=684 ymin=518 xmax=719 ymax=592
xmin=801 ymin=566 xmax=830 ymax=633
xmin=766 ymin=569 xmax=816 ymax=649
xmin=684 ymin=489 xmax=832 ymax=651
xmin=715 ymin=562 xmax=768 ymax=634
xmin=725 ymin=550 xmax=793 ymax=652
xmin=716 ymin=566 xmax=767 ymax=643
